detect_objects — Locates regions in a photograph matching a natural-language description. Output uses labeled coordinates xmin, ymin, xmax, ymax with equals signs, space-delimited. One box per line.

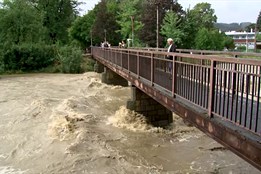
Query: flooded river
xmin=0 ymin=73 xmax=260 ymax=174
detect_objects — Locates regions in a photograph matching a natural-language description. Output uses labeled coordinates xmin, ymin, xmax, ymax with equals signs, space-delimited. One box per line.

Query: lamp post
xmin=131 ymin=16 xmax=134 ymax=47
xmin=246 ymin=32 xmax=248 ymax=52
xmin=156 ymin=3 xmax=159 ymax=49
xmin=104 ymin=29 xmax=107 ymax=42
xmin=90 ymin=30 xmax=93 ymax=46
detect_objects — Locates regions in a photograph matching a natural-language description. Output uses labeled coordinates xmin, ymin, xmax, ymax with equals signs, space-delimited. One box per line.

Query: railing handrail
xmin=96 ymin=46 xmax=261 ymax=66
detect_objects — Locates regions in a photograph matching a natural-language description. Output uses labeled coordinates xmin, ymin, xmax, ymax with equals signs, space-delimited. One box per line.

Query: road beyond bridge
xmin=91 ymin=47 xmax=261 ymax=171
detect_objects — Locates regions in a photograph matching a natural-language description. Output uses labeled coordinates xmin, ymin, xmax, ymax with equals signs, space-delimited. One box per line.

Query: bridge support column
xmin=127 ymin=86 xmax=173 ymax=127
xmin=94 ymin=61 xmax=104 ymax=73
xmin=101 ymin=67 xmax=128 ymax=86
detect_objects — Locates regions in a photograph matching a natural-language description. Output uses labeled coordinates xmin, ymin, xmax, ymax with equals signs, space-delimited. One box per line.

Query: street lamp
xmin=246 ymin=32 xmax=248 ymax=52
xmin=104 ymin=29 xmax=107 ymax=42
xmin=156 ymin=3 xmax=159 ymax=49
xmin=130 ymin=16 xmax=134 ymax=47
xmin=90 ymin=30 xmax=93 ymax=46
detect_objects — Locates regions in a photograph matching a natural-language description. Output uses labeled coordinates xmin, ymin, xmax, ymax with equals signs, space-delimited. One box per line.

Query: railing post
xmin=208 ymin=60 xmax=217 ymax=117
xmin=137 ymin=51 xmax=140 ymax=77
xmin=232 ymin=55 xmax=238 ymax=96
xmin=127 ymin=50 xmax=130 ymax=72
xmin=172 ymin=56 xmax=177 ymax=97
xmin=120 ymin=49 xmax=123 ymax=68
xmin=151 ymin=53 xmax=154 ymax=86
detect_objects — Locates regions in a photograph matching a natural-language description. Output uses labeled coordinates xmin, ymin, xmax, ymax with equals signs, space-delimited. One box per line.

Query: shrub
xmin=2 ymin=43 xmax=55 ymax=71
xmin=56 ymin=45 xmax=83 ymax=73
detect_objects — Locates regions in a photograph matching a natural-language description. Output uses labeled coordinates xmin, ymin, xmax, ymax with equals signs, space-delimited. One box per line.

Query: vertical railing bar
xmin=239 ymin=74 xmax=245 ymax=125
xmin=206 ymin=64 xmax=210 ymax=108
xmin=254 ymin=70 xmax=260 ymax=132
xmin=181 ymin=63 xmax=185 ymax=97
xmin=244 ymin=74 xmax=250 ymax=128
xmin=137 ymin=51 xmax=140 ymax=77
xmin=151 ymin=53 xmax=154 ymax=86
xmin=184 ymin=64 xmax=187 ymax=99
xmin=249 ymin=75 xmax=255 ymax=130
xmin=199 ymin=62 xmax=203 ymax=106
xmin=172 ymin=57 xmax=176 ymax=97
xmin=215 ymin=68 xmax=219 ymax=113
xmin=208 ymin=60 xmax=216 ymax=117
xmin=188 ymin=64 xmax=191 ymax=101
xmin=234 ymin=71 xmax=240 ymax=123
xmin=222 ymin=71 xmax=227 ymax=117
xmin=120 ymin=50 xmax=123 ymax=68
xmin=195 ymin=66 xmax=199 ymax=105
xmin=255 ymin=66 xmax=258 ymax=96
xmin=187 ymin=64 xmax=190 ymax=100
xmin=218 ymin=70 xmax=223 ymax=115
xmin=204 ymin=66 xmax=207 ymax=108
xmin=192 ymin=65 xmax=195 ymax=103
xmin=128 ymin=50 xmax=130 ymax=72
xmin=226 ymin=71 xmax=231 ymax=119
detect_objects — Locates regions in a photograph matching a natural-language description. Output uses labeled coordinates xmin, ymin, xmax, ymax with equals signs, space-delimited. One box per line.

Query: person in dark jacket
xmin=167 ymin=38 xmax=176 ymax=60
xmin=166 ymin=38 xmax=176 ymax=74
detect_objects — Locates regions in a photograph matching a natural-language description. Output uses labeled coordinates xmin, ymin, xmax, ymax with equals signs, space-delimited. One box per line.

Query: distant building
xmin=225 ymin=30 xmax=261 ymax=50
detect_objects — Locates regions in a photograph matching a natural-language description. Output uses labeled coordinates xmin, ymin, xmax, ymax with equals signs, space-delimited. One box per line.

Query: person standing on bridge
xmin=166 ymin=38 xmax=176 ymax=73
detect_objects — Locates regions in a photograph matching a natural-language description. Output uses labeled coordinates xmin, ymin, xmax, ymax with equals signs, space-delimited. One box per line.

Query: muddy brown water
xmin=0 ymin=73 xmax=259 ymax=174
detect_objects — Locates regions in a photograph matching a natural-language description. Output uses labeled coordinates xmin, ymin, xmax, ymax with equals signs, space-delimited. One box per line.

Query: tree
xmin=37 ymin=0 xmax=79 ymax=44
xmin=190 ymin=3 xmax=217 ymax=30
xmin=91 ymin=0 xmax=121 ymax=46
xmin=160 ymin=10 xmax=184 ymax=47
xmin=69 ymin=9 xmax=96 ymax=48
xmin=138 ymin=0 xmax=184 ymax=47
xmin=256 ymin=10 xmax=261 ymax=31
xmin=195 ymin=28 xmax=225 ymax=50
xmin=0 ymin=0 xmax=45 ymax=45
xmin=116 ymin=0 xmax=143 ymax=46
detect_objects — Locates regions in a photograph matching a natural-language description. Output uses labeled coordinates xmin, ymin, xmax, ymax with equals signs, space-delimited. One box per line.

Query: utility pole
xmin=156 ymin=3 xmax=159 ymax=49
xmin=131 ymin=16 xmax=134 ymax=47
xmin=104 ymin=29 xmax=107 ymax=42
xmin=90 ymin=30 xmax=93 ymax=46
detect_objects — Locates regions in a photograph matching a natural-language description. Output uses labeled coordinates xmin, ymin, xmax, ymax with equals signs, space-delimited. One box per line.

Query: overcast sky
xmin=78 ymin=0 xmax=261 ymax=23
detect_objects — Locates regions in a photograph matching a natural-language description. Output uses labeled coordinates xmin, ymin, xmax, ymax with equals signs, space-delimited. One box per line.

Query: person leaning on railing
xmin=166 ymin=38 xmax=176 ymax=73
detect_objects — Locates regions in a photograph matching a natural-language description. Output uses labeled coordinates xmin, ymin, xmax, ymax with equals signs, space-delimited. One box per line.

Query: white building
xmin=225 ymin=30 xmax=261 ymax=50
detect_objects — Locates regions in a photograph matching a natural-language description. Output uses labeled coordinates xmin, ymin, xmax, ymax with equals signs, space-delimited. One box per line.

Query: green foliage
xmin=256 ymin=11 xmax=261 ymax=31
xmin=195 ymin=28 xmax=227 ymax=50
xmin=0 ymin=0 xmax=45 ymax=45
xmin=57 ymin=46 xmax=83 ymax=73
xmin=222 ymin=34 xmax=235 ymax=49
xmin=160 ymin=10 xmax=184 ymax=47
xmin=257 ymin=34 xmax=261 ymax=41
xmin=1 ymin=43 xmax=55 ymax=71
xmin=116 ymin=0 xmax=143 ymax=45
xmin=39 ymin=0 xmax=79 ymax=44
xmin=91 ymin=0 xmax=121 ymax=46
xmin=69 ymin=10 xmax=96 ymax=48
xmin=190 ymin=3 xmax=217 ymax=30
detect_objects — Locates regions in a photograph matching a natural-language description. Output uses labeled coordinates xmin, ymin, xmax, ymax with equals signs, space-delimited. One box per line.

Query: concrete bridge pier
xmin=127 ymin=86 xmax=173 ymax=127
xmin=101 ymin=67 xmax=128 ymax=86
xmin=94 ymin=61 xmax=104 ymax=73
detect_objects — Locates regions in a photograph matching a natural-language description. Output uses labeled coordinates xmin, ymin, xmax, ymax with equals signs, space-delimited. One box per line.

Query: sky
xmin=78 ymin=0 xmax=261 ymax=23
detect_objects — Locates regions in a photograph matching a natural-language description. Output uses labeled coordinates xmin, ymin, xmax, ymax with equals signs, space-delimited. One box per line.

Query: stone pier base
xmin=94 ymin=61 xmax=104 ymax=73
xmin=127 ymin=86 xmax=173 ymax=127
xmin=101 ymin=67 xmax=128 ymax=86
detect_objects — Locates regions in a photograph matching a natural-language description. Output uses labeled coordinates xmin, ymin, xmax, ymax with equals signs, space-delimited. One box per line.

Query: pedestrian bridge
xmin=91 ymin=47 xmax=261 ymax=170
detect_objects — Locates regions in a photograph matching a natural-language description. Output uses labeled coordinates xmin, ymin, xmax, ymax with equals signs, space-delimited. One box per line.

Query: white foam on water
xmin=107 ymin=106 xmax=154 ymax=132
xmin=0 ymin=166 xmax=27 ymax=174
xmin=107 ymin=106 xmax=200 ymax=142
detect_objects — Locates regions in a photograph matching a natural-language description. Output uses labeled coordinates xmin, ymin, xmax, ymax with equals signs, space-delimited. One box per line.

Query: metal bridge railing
xmin=92 ymin=47 xmax=261 ymax=135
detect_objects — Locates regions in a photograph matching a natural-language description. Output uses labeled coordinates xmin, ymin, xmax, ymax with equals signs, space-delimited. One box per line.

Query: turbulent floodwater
xmin=0 ymin=73 xmax=260 ymax=174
